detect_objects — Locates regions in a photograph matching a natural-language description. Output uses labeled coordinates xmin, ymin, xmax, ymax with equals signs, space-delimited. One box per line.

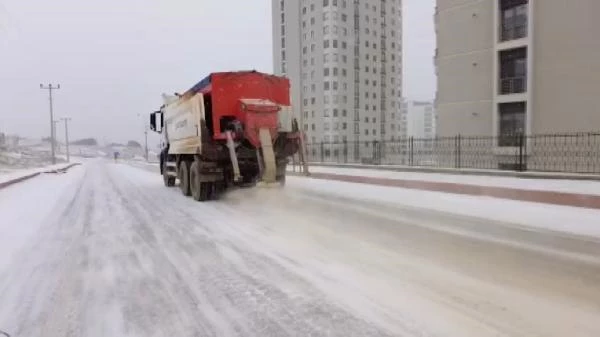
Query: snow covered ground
xmin=302 ymin=165 xmax=600 ymax=195
xmin=1 ymin=160 xmax=599 ymax=336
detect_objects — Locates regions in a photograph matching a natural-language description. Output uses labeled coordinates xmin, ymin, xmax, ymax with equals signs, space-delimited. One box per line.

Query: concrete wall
xmin=435 ymin=0 xmax=494 ymax=136
xmin=531 ymin=0 xmax=600 ymax=134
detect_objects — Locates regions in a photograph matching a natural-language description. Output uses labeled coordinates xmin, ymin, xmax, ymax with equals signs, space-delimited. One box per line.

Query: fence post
xmin=518 ymin=134 xmax=525 ymax=171
xmin=409 ymin=137 xmax=414 ymax=166
xmin=456 ymin=134 xmax=462 ymax=169
xmin=320 ymin=142 xmax=324 ymax=163
xmin=343 ymin=140 xmax=348 ymax=163
xmin=372 ymin=140 xmax=378 ymax=164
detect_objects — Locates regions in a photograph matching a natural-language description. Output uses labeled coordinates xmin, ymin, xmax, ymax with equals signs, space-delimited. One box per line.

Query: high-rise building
xmin=435 ymin=0 xmax=600 ymax=139
xmin=272 ymin=0 xmax=403 ymax=161
xmin=401 ymin=100 xmax=436 ymax=139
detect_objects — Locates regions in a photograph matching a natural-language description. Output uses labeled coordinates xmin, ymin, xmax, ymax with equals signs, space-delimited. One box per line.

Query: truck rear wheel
xmin=179 ymin=161 xmax=191 ymax=196
xmin=190 ymin=161 xmax=210 ymax=201
xmin=163 ymin=162 xmax=175 ymax=187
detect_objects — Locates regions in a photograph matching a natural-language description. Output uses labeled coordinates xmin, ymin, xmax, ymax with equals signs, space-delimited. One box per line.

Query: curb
xmin=289 ymin=172 xmax=600 ymax=210
xmin=300 ymin=162 xmax=600 ymax=181
xmin=0 ymin=163 xmax=81 ymax=190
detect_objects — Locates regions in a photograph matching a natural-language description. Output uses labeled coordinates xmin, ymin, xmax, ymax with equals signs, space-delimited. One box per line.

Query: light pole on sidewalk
xmin=40 ymin=83 xmax=60 ymax=164
xmin=61 ymin=117 xmax=72 ymax=162
xmin=137 ymin=113 xmax=149 ymax=162
xmin=53 ymin=120 xmax=60 ymax=154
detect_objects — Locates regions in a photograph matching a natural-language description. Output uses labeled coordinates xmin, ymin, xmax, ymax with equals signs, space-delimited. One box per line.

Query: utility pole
xmin=40 ymin=84 xmax=60 ymax=164
xmin=144 ymin=126 xmax=148 ymax=162
xmin=53 ymin=120 xmax=60 ymax=154
xmin=61 ymin=117 xmax=72 ymax=162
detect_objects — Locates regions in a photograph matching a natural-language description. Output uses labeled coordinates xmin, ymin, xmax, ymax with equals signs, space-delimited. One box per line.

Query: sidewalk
xmin=0 ymin=163 xmax=80 ymax=190
xmin=291 ymin=166 xmax=600 ymax=210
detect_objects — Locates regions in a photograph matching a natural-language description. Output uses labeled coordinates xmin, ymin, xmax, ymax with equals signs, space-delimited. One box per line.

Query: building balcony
xmin=500 ymin=24 xmax=527 ymax=42
xmin=500 ymin=76 xmax=527 ymax=95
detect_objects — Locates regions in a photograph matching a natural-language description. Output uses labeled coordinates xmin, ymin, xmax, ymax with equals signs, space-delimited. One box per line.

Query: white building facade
xmin=401 ymin=100 xmax=436 ymax=139
xmin=272 ymin=0 xmax=403 ymax=161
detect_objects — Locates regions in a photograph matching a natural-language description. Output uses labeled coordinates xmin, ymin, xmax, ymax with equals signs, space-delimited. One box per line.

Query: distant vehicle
xmin=150 ymin=71 xmax=308 ymax=201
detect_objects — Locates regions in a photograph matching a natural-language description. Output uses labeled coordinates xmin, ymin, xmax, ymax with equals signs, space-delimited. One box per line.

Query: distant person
xmin=114 ymin=151 xmax=119 ymax=162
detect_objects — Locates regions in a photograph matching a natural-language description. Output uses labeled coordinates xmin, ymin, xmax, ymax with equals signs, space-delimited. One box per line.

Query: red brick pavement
xmin=297 ymin=172 xmax=600 ymax=210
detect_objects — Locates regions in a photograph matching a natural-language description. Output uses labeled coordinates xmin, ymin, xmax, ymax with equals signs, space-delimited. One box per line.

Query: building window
xmin=498 ymin=102 xmax=526 ymax=146
xmin=312 ymin=124 xmax=316 ymax=130
xmin=324 ymin=40 xmax=329 ymax=48
xmin=302 ymin=7 xmax=307 ymax=15
xmin=324 ymin=82 xmax=330 ymax=90
xmin=500 ymin=0 xmax=528 ymax=42
xmin=342 ymin=69 xmax=347 ymax=77
xmin=333 ymin=40 xmax=338 ymax=48
xmin=342 ymin=109 xmax=347 ymax=117
xmin=499 ymin=47 xmax=527 ymax=94
xmin=341 ymin=14 xmax=347 ymax=22
xmin=333 ymin=109 xmax=338 ymax=117
xmin=342 ymin=41 xmax=347 ymax=49
xmin=323 ymin=0 xmax=329 ymax=6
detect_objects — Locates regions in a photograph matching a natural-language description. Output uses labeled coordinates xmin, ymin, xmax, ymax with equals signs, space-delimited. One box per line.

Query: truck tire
xmin=190 ymin=161 xmax=209 ymax=201
xmin=276 ymin=174 xmax=286 ymax=186
xmin=179 ymin=161 xmax=191 ymax=196
xmin=163 ymin=162 xmax=175 ymax=187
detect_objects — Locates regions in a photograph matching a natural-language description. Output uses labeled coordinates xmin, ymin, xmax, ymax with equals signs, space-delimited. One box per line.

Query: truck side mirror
xmin=150 ymin=111 xmax=163 ymax=132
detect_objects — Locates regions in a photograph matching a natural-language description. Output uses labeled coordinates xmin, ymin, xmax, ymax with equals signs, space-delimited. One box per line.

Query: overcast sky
xmin=0 ymin=0 xmax=435 ymax=144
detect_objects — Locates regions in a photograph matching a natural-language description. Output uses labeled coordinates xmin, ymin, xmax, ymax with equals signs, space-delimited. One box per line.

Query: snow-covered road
xmin=1 ymin=160 xmax=599 ymax=336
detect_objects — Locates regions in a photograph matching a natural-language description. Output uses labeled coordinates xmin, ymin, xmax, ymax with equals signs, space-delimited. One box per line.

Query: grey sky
xmin=0 ymin=0 xmax=435 ymax=144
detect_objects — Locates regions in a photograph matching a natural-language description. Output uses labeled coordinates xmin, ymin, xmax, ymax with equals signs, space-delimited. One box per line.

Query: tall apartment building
xmin=435 ymin=0 xmax=600 ymax=140
xmin=401 ymin=100 xmax=437 ymax=139
xmin=272 ymin=0 xmax=403 ymax=161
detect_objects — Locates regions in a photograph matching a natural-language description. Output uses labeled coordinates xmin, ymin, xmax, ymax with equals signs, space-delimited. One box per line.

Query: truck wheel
xmin=163 ymin=162 xmax=175 ymax=187
xmin=179 ymin=161 xmax=191 ymax=196
xmin=190 ymin=162 xmax=209 ymax=201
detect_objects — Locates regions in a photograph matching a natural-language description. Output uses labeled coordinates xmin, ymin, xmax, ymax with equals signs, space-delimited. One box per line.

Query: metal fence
xmin=302 ymin=132 xmax=600 ymax=174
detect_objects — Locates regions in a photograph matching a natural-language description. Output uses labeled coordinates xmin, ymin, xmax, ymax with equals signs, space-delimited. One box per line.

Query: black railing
xmin=301 ymin=132 xmax=600 ymax=174
xmin=500 ymin=24 xmax=527 ymax=41
xmin=500 ymin=76 xmax=526 ymax=95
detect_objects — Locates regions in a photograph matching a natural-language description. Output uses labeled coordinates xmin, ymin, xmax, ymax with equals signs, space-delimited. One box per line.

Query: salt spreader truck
xmin=149 ymin=71 xmax=308 ymax=201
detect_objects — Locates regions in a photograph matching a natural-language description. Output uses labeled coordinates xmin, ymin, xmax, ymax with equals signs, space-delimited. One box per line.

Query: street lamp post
xmin=61 ymin=117 xmax=72 ymax=162
xmin=40 ymin=84 xmax=60 ymax=164
xmin=137 ymin=113 xmax=149 ymax=162
xmin=53 ymin=120 xmax=60 ymax=154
